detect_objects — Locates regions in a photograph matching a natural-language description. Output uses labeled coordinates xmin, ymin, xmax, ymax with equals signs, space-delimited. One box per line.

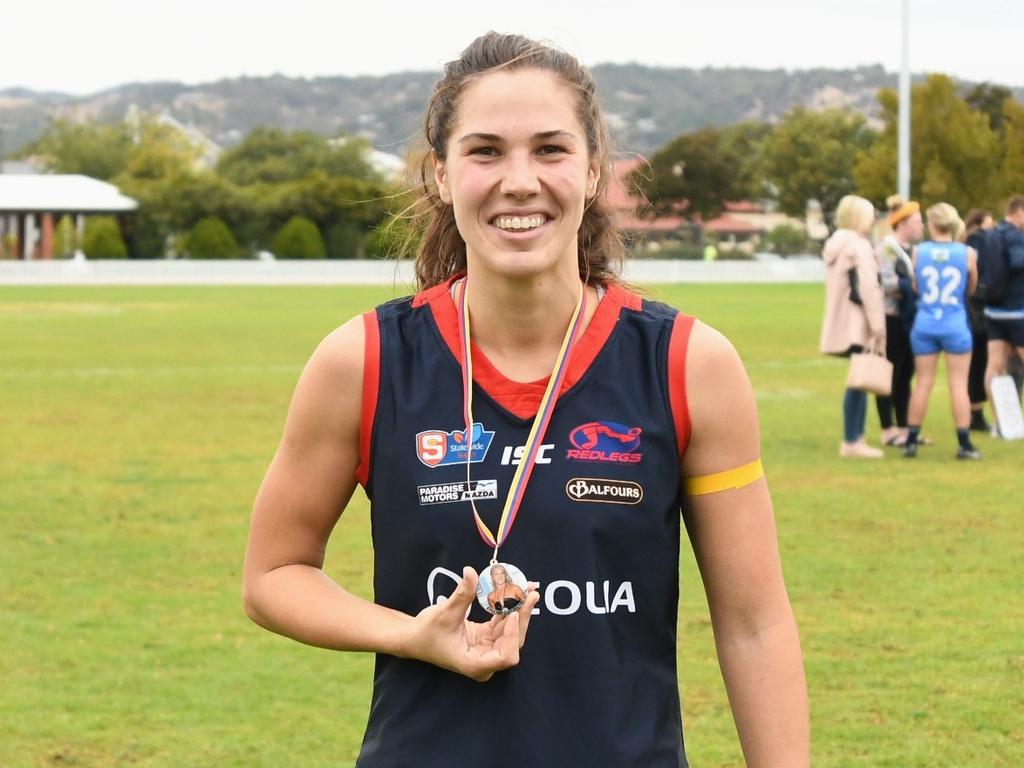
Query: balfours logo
xmin=566 ymin=421 xmax=643 ymax=463
xmin=565 ymin=478 xmax=644 ymax=504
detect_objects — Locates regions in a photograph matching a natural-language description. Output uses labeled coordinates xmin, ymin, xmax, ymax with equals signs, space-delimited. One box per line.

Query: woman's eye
xmin=537 ymin=145 xmax=567 ymax=156
xmin=469 ymin=146 xmax=498 ymax=157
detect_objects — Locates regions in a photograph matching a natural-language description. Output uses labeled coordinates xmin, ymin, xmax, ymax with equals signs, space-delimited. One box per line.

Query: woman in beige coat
xmin=820 ymin=195 xmax=887 ymax=457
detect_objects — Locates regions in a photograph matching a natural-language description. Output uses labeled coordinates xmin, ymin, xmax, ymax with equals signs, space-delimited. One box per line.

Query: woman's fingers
xmin=516 ymin=584 xmax=541 ymax=648
xmin=441 ymin=566 xmax=479 ymax=625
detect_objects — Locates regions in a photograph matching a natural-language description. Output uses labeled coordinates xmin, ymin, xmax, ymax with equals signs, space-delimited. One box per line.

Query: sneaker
xmin=969 ymin=412 xmax=991 ymax=432
xmin=840 ymin=441 xmax=884 ymax=458
xmin=903 ymin=442 xmax=918 ymax=458
xmin=956 ymin=446 xmax=982 ymax=460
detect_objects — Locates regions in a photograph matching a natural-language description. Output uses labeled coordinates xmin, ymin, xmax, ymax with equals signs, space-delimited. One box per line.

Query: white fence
xmin=0 ymin=257 xmax=824 ymax=286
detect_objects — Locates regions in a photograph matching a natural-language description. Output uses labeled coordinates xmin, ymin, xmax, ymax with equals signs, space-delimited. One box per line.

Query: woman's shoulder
xmin=305 ymin=315 xmax=368 ymax=388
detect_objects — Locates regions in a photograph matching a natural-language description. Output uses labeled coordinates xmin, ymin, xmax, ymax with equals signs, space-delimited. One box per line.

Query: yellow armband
xmin=684 ymin=458 xmax=764 ymax=496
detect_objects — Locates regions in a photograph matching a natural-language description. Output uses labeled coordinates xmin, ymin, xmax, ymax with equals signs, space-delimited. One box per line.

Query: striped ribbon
xmin=458 ymin=278 xmax=587 ymax=558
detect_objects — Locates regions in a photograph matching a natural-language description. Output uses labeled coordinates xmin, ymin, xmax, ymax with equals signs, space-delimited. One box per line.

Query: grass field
xmin=1 ymin=283 xmax=1021 ymax=767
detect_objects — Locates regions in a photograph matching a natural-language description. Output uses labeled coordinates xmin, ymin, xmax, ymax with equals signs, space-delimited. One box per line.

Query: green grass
xmin=1 ymin=284 xmax=1021 ymax=767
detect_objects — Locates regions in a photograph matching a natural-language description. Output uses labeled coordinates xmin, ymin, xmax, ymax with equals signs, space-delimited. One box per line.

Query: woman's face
xmin=897 ymin=212 xmax=924 ymax=243
xmin=491 ymin=566 xmax=507 ymax=585
xmin=982 ymin=215 xmax=995 ymax=230
xmin=434 ymin=68 xmax=599 ymax=281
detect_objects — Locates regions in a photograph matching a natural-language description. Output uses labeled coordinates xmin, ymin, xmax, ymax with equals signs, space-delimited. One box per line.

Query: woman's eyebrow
xmin=457 ymin=132 xmax=502 ymax=145
xmin=456 ymin=129 xmax=580 ymax=145
xmin=533 ymin=129 xmax=579 ymax=143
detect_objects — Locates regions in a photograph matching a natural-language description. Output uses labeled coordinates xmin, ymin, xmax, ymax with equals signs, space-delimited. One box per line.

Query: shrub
xmin=55 ymin=215 xmax=77 ymax=257
xmin=326 ymin=221 xmax=362 ymax=259
xmin=271 ymin=215 xmax=326 ymax=259
xmin=82 ymin=217 xmax=128 ymax=259
xmin=763 ymin=223 xmax=812 ymax=256
xmin=188 ymin=216 xmax=239 ymax=259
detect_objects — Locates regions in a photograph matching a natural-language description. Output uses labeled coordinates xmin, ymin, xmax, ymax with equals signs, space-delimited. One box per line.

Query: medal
xmin=457 ymin=277 xmax=587 ymax=615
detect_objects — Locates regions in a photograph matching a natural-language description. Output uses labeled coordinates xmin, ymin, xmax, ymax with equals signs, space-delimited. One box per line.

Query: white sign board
xmin=991 ymin=375 xmax=1024 ymax=440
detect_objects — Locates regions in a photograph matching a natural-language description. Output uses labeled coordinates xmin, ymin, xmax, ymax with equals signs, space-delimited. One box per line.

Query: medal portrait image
xmin=476 ymin=562 xmax=528 ymax=615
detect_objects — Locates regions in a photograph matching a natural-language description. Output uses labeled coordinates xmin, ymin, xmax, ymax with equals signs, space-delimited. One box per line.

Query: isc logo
xmin=500 ymin=444 xmax=554 ymax=465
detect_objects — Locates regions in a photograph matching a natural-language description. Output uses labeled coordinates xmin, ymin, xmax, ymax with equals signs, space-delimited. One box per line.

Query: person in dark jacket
xmin=982 ymin=196 xmax=1024 ymax=421
xmin=963 ymin=208 xmax=995 ymax=431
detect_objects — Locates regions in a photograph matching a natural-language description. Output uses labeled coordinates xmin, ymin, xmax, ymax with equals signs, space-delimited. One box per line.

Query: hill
xmin=3 ymin=65 xmax=1022 ymax=159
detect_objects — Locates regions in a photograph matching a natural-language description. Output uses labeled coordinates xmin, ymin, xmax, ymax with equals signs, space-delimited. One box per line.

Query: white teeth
xmin=495 ymin=215 xmax=545 ymax=231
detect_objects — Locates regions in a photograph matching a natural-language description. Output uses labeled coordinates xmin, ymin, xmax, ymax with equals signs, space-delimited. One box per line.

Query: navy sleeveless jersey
xmin=355 ymin=276 xmax=694 ymax=768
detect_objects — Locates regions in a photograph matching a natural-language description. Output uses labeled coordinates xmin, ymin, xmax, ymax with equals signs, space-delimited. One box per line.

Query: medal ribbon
xmin=458 ymin=278 xmax=587 ymax=559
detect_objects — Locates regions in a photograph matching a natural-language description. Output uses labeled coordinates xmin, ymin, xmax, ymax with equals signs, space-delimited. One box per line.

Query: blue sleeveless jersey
xmin=914 ymin=241 xmax=969 ymax=329
xmin=355 ymin=276 xmax=694 ymax=768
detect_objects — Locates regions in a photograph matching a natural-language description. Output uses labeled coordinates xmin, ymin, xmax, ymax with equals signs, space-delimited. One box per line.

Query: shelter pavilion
xmin=0 ymin=172 xmax=137 ymax=259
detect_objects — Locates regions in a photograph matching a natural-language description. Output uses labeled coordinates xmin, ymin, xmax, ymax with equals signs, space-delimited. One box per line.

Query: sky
xmin=1 ymin=0 xmax=1020 ymax=95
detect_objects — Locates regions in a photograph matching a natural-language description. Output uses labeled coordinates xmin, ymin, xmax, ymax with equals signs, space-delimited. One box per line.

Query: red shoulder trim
xmin=356 ymin=310 xmax=381 ymax=488
xmin=668 ymin=313 xmax=695 ymax=457
xmin=426 ymin=276 xmax=626 ymax=419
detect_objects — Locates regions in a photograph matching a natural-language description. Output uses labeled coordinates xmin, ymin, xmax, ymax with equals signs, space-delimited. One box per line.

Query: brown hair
xmin=1008 ymin=195 xmax=1024 ymax=216
xmin=406 ymin=32 xmax=626 ymax=289
xmin=964 ymin=208 xmax=990 ymax=233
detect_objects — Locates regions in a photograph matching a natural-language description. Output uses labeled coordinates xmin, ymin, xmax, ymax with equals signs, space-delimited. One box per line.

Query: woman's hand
xmin=401 ymin=566 xmax=540 ymax=682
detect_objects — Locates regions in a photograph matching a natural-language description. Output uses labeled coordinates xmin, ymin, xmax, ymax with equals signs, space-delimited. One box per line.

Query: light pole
xmin=898 ymin=0 xmax=911 ymax=199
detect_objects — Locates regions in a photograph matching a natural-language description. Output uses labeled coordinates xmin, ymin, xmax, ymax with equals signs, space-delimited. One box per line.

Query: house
xmin=603 ymin=156 xmax=689 ymax=244
xmin=0 ymin=174 xmax=137 ymax=259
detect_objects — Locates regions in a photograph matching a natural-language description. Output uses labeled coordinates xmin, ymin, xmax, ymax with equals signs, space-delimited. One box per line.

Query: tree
xmin=1001 ymin=99 xmax=1024 ymax=201
xmin=187 ymin=217 xmax=239 ymax=259
xmin=762 ymin=107 xmax=875 ymax=218
xmin=965 ymin=82 xmax=1013 ymax=136
xmin=718 ymin=121 xmax=773 ymax=201
xmin=16 ymin=118 xmax=131 ymax=180
xmin=636 ymin=127 xmax=740 ymax=218
xmin=215 ymin=127 xmax=380 ymax=186
xmin=122 ymin=121 xmax=202 ymax=181
xmin=82 ymin=217 xmax=128 ymax=259
xmin=854 ymin=75 xmax=1001 ymax=213
xmin=271 ymin=215 xmax=327 ymax=259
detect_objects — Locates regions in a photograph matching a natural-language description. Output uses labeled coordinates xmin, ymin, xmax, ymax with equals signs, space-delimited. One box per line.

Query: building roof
xmin=604 ymin=156 xmax=649 ymax=211
xmin=703 ymin=214 xmax=764 ymax=234
xmin=0 ymin=175 xmax=138 ymax=214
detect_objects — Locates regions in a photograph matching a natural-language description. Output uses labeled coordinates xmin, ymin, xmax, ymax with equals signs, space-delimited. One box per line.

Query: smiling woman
xmin=242 ymin=31 xmax=808 ymax=768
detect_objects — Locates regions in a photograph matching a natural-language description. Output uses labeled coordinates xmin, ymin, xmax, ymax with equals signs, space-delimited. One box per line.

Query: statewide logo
xmin=566 ymin=478 xmax=644 ymax=505
xmin=416 ymin=422 xmax=495 ymax=468
xmin=417 ymin=479 xmax=498 ymax=506
xmin=566 ymin=421 xmax=643 ymax=463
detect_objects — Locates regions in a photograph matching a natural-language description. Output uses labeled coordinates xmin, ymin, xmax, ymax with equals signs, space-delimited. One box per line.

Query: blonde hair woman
xmin=820 ymin=194 xmax=886 ymax=457
xmin=903 ymin=203 xmax=980 ymax=459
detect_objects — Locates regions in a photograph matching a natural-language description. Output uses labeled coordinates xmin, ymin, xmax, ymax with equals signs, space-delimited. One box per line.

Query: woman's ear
xmin=586 ymin=162 xmax=600 ymax=199
xmin=434 ymin=152 xmax=452 ymax=205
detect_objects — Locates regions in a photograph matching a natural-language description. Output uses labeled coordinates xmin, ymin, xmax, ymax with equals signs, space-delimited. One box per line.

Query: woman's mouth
xmin=491 ymin=214 xmax=549 ymax=232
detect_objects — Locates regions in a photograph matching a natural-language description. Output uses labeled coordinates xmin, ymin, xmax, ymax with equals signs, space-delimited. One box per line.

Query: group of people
xmin=821 ymin=193 xmax=1024 ymax=459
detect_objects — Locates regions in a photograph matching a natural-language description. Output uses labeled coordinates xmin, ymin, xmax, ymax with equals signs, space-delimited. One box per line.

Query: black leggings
xmin=876 ymin=315 xmax=914 ymax=429
xmin=968 ymin=325 xmax=988 ymax=405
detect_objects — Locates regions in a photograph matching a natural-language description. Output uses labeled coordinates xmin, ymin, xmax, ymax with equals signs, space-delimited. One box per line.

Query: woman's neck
xmin=463 ymin=262 xmax=597 ymax=382
xmin=932 ymin=234 xmax=953 ymax=243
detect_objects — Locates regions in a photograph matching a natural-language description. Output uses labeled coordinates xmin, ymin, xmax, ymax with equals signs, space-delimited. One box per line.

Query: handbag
xmin=847 ymin=342 xmax=893 ymax=395
xmin=847 ymin=266 xmax=863 ymax=306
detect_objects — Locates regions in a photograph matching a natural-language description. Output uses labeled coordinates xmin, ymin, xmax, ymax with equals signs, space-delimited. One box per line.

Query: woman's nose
xmin=500 ymin=151 xmax=541 ymax=198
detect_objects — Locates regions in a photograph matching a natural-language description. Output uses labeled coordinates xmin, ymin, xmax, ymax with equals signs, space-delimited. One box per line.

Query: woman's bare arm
xmin=242 ymin=316 xmax=538 ymax=680
xmin=680 ymin=321 xmax=810 ymax=768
